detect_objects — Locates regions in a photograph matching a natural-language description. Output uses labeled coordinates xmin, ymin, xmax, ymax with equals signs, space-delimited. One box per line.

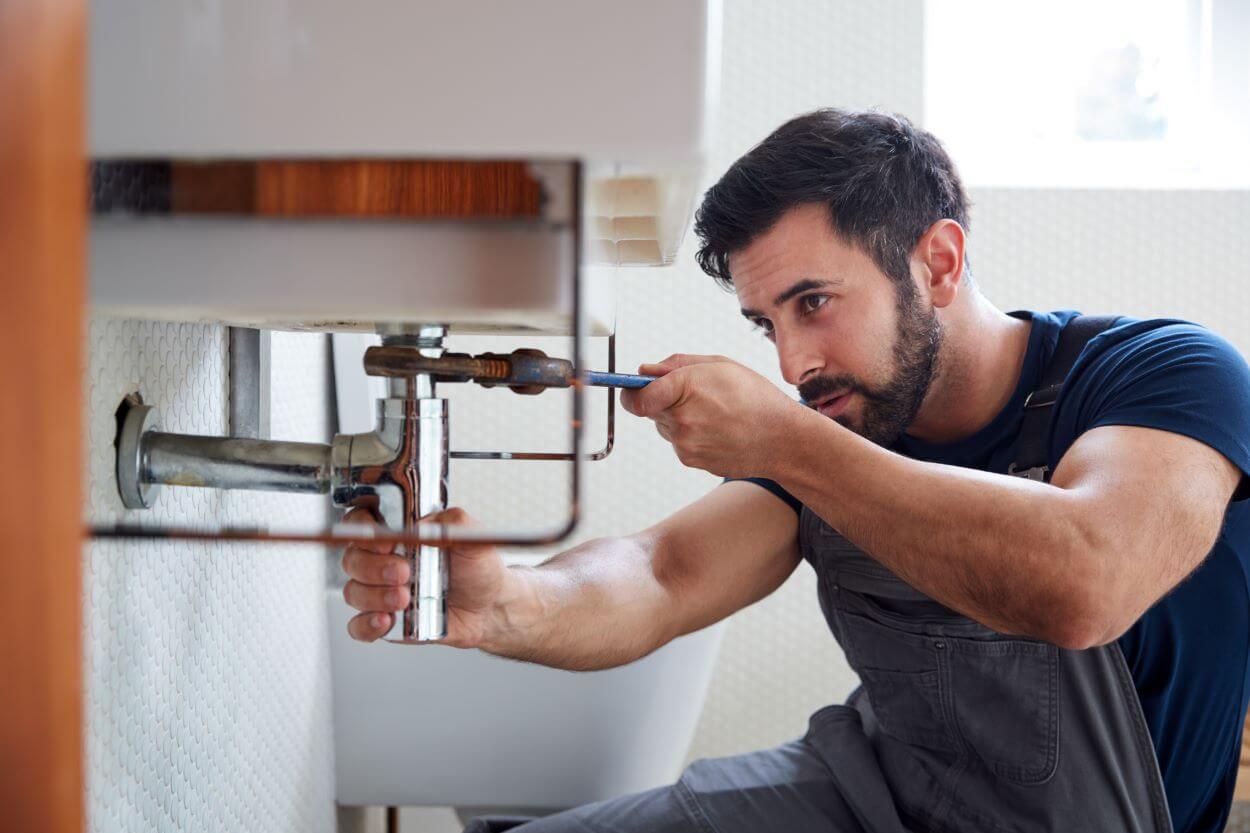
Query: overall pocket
xmin=837 ymin=611 xmax=954 ymax=753
xmin=838 ymin=606 xmax=1060 ymax=785
xmin=945 ymin=636 xmax=1059 ymax=785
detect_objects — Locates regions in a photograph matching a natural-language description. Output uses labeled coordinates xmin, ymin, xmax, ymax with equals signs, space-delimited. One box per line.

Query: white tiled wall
xmin=83 ymin=322 xmax=337 ymax=833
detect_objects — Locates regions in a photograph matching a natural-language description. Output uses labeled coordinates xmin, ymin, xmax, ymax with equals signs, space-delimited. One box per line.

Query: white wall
xmin=83 ymin=322 xmax=337 ymax=832
xmin=972 ymin=188 xmax=1250 ymax=344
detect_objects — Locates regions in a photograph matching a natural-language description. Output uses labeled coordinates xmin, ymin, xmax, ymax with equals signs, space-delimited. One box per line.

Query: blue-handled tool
xmin=364 ymin=345 xmax=657 ymax=392
xmin=584 ymin=371 xmax=655 ymax=389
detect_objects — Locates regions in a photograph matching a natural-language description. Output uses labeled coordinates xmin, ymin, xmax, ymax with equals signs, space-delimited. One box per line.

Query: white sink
xmin=326 ymin=591 xmax=723 ymax=809
xmin=87 ymin=0 xmax=719 ymax=335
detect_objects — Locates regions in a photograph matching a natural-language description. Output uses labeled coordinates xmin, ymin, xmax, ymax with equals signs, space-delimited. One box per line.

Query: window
xmin=925 ymin=0 xmax=1250 ymax=188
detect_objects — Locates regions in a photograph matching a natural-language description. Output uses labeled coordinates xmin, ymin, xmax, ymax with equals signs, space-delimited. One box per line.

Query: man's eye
xmin=751 ymin=318 xmax=774 ymax=334
xmin=800 ymin=294 xmax=829 ymax=314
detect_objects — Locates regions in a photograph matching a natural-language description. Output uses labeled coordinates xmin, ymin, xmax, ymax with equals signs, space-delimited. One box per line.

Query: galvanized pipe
xmin=142 ymin=432 xmax=332 ymax=495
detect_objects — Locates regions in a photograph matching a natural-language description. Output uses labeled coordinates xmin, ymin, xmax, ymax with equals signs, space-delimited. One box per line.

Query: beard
xmin=798 ymin=286 xmax=943 ymax=446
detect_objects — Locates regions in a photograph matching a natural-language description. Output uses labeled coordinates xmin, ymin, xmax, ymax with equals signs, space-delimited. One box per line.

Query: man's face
xmin=730 ymin=203 xmax=942 ymax=446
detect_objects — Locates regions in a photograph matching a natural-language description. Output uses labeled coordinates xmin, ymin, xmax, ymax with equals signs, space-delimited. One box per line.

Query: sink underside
xmin=91 ymin=217 xmax=616 ymax=336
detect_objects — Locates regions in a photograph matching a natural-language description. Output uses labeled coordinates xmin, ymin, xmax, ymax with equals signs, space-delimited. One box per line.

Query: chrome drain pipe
xmin=117 ymin=325 xmax=452 ymax=643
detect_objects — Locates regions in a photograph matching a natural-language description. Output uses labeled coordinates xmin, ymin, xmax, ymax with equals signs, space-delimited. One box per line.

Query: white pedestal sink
xmin=326 ymin=591 xmax=724 ymax=810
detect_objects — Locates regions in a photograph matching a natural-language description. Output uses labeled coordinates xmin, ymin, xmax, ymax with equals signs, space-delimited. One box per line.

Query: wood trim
xmin=167 ymin=160 xmax=545 ymax=217
xmin=0 ymin=1 xmax=86 ymax=831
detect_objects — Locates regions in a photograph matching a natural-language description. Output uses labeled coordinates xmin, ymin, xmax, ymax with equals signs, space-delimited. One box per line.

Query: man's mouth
xmin=812 ymin=391 xmax=852 ymax=419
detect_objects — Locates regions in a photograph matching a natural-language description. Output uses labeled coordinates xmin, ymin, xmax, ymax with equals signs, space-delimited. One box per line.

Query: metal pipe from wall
xmin=143 ymin=432 xmax=333 ymax=495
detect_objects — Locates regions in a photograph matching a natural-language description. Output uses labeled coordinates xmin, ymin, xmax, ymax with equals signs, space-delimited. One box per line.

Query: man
xmin=341 ymin=110 xmax=1250 ymax=832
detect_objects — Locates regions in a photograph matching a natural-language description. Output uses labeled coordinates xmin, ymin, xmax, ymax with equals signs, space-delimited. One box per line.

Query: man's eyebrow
xmin=774 ymin=278 xmax=839 ymax=306
xmin=740 ymin=278 xmax=841 ymax=320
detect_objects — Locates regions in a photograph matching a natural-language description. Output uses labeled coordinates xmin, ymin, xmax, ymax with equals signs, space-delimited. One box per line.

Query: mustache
xmin=798 ymin=374 xmax=877 ymax=406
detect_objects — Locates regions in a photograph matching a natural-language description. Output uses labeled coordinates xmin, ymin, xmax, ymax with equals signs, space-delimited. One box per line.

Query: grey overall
xmin=466 ymin=316 xmax=1174 ymax=833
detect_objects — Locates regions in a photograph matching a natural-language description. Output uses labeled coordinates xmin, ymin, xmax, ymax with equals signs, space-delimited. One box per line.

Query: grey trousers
xmin=463 ymin=706 xmax=910 ymax=833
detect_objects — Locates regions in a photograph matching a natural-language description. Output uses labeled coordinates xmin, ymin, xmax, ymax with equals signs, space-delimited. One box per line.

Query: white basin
xmin=327 ymin=592 xmax=724 ymax=809
xmin=90 ymin=1 xmax=717 ymax=164
xmin=87 ymin=0 xmax=719 ymax=335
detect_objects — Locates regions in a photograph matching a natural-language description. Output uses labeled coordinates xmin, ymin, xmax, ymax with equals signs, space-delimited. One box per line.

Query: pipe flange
xmin=117 ymin=403 xmax=161 ymax=510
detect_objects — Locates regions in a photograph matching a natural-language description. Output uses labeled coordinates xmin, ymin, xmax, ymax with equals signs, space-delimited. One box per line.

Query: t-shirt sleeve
xmin=723 ymin=477 xmax=803 ymax=516
xmin=1058 ymin=322 xmax=1250 ymax=499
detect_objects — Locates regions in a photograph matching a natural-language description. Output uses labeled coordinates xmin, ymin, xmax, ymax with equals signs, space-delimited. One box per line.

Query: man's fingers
xmin=620 ymin=387 xmax=643 ymax=416
xmin=348 ymin=611 xmax=393 ymax=642
xmin=637 ymin=361 xmax=676 ymax=377
xmin=341 ymin=506 xmax=411 ymax=644
xmin=340 ymin=506 xmax=396 ymax=554
xmin=341 ymin=546 xmax=410 ymax=585
xmin=621 ymin=371 xmax=683 ymax=418
xmin=343 ymin=506 xmax=379 ymax=525
xmin=421 ymin=506 xmax=475 ymax=526
xmin=343 ymin=579 xmax=410 ymax=613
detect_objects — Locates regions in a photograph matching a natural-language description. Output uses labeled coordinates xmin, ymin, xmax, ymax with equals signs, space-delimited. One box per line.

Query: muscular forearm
xmin=771 ymin=407 xmax=1101 ymax=646
xmin=478 ymin=534 xmax=678 ymax=671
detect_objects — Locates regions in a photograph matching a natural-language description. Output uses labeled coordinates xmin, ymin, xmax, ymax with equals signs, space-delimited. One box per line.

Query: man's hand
xmin=339 ymin=505 xmax=509 ymax=648
xmin=620 ymin=354 xmax=804 ymax=478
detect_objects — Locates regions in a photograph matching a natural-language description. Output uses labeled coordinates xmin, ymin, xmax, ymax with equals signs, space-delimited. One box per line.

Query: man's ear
xmin=912 ymin=219 xmax=966 ymax=309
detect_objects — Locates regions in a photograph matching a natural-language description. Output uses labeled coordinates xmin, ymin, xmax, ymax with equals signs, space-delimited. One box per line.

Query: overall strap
xmin=1009 ymin=315 xmax=1122 ymax=482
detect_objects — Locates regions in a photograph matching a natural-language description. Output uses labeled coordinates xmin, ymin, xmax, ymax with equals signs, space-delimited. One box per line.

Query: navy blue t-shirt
xmin=740 ymin=310 xmax=1250 ymax=833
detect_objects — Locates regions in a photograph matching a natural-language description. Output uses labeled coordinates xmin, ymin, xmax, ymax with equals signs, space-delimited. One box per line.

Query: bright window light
xmin=924 ymin=0 xmax=1250 ymax=188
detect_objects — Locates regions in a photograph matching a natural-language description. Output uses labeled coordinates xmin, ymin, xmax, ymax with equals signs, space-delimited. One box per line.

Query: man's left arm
xmin=771 ymin=413 xmax=1240 ymax=649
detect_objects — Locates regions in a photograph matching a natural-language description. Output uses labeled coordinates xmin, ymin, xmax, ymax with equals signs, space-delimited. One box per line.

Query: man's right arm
xmin=340 ymin=481 xmax=801 ymax=671
xmin=482 ymin=481 xmax=802 ymax=670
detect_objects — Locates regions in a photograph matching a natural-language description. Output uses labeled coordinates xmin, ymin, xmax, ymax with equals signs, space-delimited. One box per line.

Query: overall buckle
xmin=1007 ymin=463 xmax=1049 ymax=482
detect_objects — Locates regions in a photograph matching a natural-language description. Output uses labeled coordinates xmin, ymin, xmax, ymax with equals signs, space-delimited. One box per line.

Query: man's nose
xmin=775 ymin=330 xmax=823 ymax=387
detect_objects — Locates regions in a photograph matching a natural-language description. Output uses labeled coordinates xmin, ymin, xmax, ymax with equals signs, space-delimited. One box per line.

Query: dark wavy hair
xmin=694 ymin=108 xmax=970 ymax=294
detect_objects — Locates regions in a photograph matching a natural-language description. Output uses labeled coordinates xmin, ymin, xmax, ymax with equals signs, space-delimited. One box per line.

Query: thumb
xmin=638 ymin=353 xmax=729 ymax=377
xmin=419 ymin=506 xmax=494 ymax=557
